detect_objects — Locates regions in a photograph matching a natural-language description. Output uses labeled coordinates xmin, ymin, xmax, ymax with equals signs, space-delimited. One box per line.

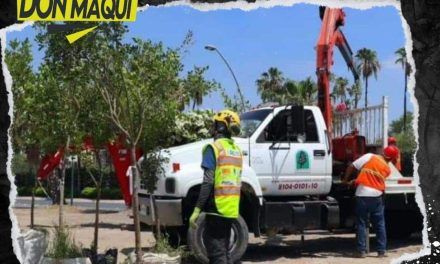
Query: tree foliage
xmin=355 ymin=48 xmax=381 ymax=108
xmin=256 ymin=67 xmax=318 ymax=106
xmin=395 ymin=47 xmax=412 ymax=132
xmin=5 ymin=38 xmax=37 ymax=153
xmin=170 ymin=110 xmax=214 ymax=146
xmin=7 ymin=22 xmax=219 ymax=260
xmin=390 ymin=112 xmax=416 ymax=154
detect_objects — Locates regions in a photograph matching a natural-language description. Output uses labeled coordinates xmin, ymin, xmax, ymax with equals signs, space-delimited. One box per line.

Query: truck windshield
xmin=238 ymin=109 xmax=272 ymax=138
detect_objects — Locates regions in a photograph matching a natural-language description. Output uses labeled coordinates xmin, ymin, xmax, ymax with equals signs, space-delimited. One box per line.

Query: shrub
xmin=45 ymin=227 xmax=83 ymax=259
xmin=169 ymin=110 xmax=213 ymax=147
xmin=80 ymin=187 xmax=97 ymax=199
xmin=35 ymin=187 xmax=46 ymax=197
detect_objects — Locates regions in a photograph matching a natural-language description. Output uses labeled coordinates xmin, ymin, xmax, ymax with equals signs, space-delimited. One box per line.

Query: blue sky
xmin=6 ymin=3 xmax=410 ymax=122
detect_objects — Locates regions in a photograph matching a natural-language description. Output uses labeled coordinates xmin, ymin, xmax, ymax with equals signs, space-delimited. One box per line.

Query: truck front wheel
xmin=187 ymin=214 xmax=249 ymax=264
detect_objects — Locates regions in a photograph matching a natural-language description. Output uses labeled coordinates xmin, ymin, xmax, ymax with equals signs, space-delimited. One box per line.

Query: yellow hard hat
xmin=213 ymin=110 xmax=241 ymax=136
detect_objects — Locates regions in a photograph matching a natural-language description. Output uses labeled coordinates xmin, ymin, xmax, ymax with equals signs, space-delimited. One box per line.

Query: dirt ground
xmin=13 ymin=205 xmax=424 ymax=264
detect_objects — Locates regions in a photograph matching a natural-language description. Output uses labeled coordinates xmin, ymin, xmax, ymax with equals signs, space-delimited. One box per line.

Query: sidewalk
xmin=13 ymin=196 xmax=127 ymax=212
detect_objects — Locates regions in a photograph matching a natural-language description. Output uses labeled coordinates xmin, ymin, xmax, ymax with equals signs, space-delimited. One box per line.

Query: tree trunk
xmin=59 ymin=137 xmax=70 ymax=230
xmin=93 ymin=183 xmax=101 ymax=254
xmin=30 ymin=174 xmax=36 ymax=229
xmin=93 ymin=150 xmax=105 ymax=256
xmin=403 ymin=72 xmax=408 ymax=132
xmin=93 ymin=164 xmax=103 ymax=256
xmin=130 ymin=147 xmax=142 ymax=264
xmin=49 ymin=171 xmax=58 ymax=204
xmin=364 ymin=77 xmax=368 ymax=109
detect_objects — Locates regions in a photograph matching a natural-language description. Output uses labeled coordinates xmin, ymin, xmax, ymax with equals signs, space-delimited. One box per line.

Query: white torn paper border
xmin=1 ymin=1 xmax=429 ymax=263
xmin=1 ymin=29 xmax=23 ymax=263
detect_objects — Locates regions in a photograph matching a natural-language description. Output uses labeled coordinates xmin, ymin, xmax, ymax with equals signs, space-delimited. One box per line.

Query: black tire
xmin=187 ymin=214 xmax=248 ymax=264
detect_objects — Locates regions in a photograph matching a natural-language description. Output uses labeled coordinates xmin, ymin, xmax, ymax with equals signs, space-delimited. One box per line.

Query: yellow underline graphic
xmin=66 ymin=26 xmax=98 ymax=44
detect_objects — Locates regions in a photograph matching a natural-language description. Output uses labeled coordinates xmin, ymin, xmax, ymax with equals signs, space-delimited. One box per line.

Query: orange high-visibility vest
xmin=355 ymin=155 xmax=391 ymax=192
xmin=396 ymin=150 xmax=402 ymax=171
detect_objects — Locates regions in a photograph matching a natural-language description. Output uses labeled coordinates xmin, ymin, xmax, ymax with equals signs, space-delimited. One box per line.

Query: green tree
xmin=389 ymin=112 xmax=416 ymax=154
xmin=347 ymin=80 xmax=362 ymax=109
xmin=84 ymin=31 xmax=216 ymax=262
xmin=256 ymin=67 xmax=285 ymax=103
xmin=5 ymin=38 xmax=41 ymax=228
xmin=298 ymin=77 xmax=318 ymax=105
xmin=9 ymin=23 xmax=219 ymax=263
xmin=355 ymin=48 xmax=381 ymax=108
xmin=5 ymin=39 xmax=36 ymax=153
xmin=182 ymin=66 xmax=219 ymax=110
xmin=282 ymin=80 xmax=302 ymax=104
xmin=89 ymin=38 xmax=179 ymax=262
xmin=333 ymin=77 xmax=349 ymax=104
xmin=28 ymin=22 xmax=123 ymax=254
xmin=390 ymin=112 xmax=414 ymax=135
xmin=395 ymin=47 xmax=412 ymax=132
xmin=256 ymin=67 xmax=318 ymax=106
xmin=220 ymin=88 xmax=251 ymax=113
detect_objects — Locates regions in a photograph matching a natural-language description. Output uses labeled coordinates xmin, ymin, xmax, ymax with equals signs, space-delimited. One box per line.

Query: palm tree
xmin=282 ymin=80 xmax=300 ymax=105
xmin=333 ymin=77 xmax=349 ymax=103
xmin=355 ymin=48 xmax=381 ymax=108
xmin=298 ymin=77 xmax=318 ymax=105
xmin=347 ymin=80 xmax=362 ymax=109
xmin=395 ymin=47 xmax=412 ymax=131
xmin=282 ymin=77 xmax=318 ymax=105
xmin=256 ymin=67 xmax=285 ymax=103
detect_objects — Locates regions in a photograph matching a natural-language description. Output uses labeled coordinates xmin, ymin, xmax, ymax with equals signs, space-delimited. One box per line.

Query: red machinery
xmin=316 ymin=6 xmax=365 ymax=162
xmin=37 ymin=136 xmax=142 ymax=207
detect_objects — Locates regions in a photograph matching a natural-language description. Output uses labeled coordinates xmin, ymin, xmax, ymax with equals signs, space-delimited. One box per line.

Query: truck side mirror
xmin=289 ymin=105 xmax=305 ymax=142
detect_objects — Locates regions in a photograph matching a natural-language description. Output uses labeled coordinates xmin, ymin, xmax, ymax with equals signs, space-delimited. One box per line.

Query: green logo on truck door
xmin=296 ymin=150 xmax=310 ymax=169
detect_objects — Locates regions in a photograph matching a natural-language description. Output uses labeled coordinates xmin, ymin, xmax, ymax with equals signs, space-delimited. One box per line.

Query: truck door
xmin=251 ymin=109 xmax=330 ymax=196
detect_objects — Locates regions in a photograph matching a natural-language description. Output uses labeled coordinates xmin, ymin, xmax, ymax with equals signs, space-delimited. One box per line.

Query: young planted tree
xmin=355 ymin=48 xmax=381 ymax=108
xmin=5 ymin=39 xmax=38 ymax=227
xmin=33 ymin=22 xmax=102 ymax=229
xmin=6 ymin=34 xmax=84 ymax=229
xmin=85 ymin=29 xmax=217 ymax=262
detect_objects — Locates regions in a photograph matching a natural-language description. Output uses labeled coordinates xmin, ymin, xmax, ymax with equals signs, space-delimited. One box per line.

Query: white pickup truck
xmin=138 ymin=98 xmax=422 ymax=263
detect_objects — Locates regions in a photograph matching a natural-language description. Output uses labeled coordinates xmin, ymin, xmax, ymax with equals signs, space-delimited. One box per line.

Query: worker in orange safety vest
xmin=388 ymin=136 xmax=402 ymax=171
xmin=342 ymin=145 xmax=400 ymax=258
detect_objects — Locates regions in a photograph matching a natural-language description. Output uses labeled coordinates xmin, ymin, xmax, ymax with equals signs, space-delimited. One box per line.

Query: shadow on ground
xmin=241 ymin=233 xmax=423 ymax=262
xmin=80 ymin=209 xmax=119 ymax=214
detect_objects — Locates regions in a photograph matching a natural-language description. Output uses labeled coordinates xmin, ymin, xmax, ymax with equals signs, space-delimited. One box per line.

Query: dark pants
xmin=205 ymin=214 xmax=233 ymax=264
xmin=356 ymin=196 xmax=387 ymax=254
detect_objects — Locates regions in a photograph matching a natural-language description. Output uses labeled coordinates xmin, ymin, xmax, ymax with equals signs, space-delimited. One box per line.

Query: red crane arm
xmin=316 ymin=7 xmax=359 ymax=138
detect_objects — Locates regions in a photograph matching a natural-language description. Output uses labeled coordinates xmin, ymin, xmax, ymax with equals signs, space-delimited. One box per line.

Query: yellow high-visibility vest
xmin=202 ymin=138 xmax=243 ymax=218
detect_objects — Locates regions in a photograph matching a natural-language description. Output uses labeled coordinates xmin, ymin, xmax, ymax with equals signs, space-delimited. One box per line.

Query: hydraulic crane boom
xmin=316 ymin=6 xmax=359 ymax=138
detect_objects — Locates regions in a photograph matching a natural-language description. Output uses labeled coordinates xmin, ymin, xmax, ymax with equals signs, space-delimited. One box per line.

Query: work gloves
xmin=190 ymin=207 xmax=201 ymax=229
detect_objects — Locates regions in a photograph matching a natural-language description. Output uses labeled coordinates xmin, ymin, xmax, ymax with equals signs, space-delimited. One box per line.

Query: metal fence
xmin=333 ymin=96 xmax=388 ymax=147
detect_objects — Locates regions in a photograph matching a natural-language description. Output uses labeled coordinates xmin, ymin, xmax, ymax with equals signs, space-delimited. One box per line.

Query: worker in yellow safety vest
xmin=189 ymin=110 xmax=243 ymax=264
